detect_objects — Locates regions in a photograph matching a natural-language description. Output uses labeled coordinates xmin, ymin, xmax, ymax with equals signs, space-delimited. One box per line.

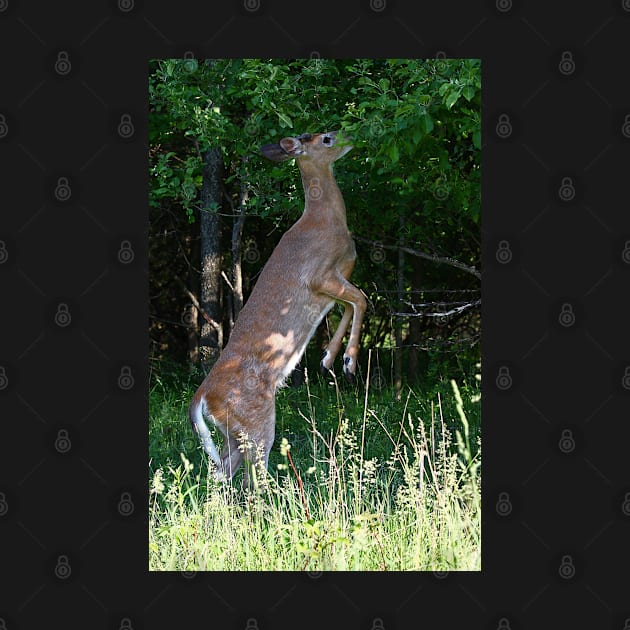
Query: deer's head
xmin=260 ymin=131 xmax=352 ymax=164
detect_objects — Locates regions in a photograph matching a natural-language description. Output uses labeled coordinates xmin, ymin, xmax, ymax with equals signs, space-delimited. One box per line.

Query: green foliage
xmin=149 ymin=58 xmax=481 ymax=370
xmin=149 ymin=57 xmax=480 ymax=226
xmin=337 ymin=58 xmax=481 ymax=235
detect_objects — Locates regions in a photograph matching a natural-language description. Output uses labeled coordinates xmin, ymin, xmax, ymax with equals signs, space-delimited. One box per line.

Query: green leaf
xmin=276 ymin=111 xmax=293 ymax=128
xmin=438 ymin=151 xmax=450 ymax=170
xmin=463 ymin=85 xmax=475 ymax=101
xmin=472 ymin=130 xmax=481 ymax=149
xmin=420 ymin=113 xmax=434 ymax=134
xmin=445 ymin=88 xmax=461 ymax=110
xmin=389 ymin=143 xmax=399 ymax=163
xmin=412 ymin=127 xmax=422 ymax=145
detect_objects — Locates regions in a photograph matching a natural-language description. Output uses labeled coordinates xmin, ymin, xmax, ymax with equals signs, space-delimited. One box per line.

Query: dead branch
xmin=354 ymin=235 xmax=481 ymax=279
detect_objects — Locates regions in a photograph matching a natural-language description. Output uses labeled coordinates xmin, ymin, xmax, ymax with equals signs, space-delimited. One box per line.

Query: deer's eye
xmin=323 ymin=135 xmax=332 ymax=145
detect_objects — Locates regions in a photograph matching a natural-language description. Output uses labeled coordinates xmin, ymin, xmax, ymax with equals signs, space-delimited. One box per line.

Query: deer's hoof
xmin=320 ymin=350 xmax=332 ymax=375
xmin=343 ymin=356 xmax=356 ymax=385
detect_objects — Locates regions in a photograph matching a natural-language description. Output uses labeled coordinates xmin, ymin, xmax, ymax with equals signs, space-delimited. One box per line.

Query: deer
xmin=189 ymin=131 xmax=366 ymax=485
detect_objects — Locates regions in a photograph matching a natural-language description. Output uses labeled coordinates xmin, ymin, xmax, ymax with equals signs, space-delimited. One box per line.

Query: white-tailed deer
xmin=189 ymin=131 xmax=365 ymax=484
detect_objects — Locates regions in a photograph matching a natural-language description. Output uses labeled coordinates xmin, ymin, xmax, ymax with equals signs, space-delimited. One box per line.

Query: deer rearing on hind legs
xmin=189 ymin=131 xmax=366 ymax=485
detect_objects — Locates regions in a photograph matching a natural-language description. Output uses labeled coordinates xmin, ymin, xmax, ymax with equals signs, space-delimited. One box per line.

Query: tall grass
xmin=149 ymin=359 xmax=481 ymax=571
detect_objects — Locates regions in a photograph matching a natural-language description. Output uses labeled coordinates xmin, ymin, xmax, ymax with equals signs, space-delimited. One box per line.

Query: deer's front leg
xmin=314 ymin=275 xmax=366 ymax=384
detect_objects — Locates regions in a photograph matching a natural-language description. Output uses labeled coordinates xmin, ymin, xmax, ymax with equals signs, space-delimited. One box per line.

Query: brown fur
xmin=189 ymin=131 xmax=366 ymax=484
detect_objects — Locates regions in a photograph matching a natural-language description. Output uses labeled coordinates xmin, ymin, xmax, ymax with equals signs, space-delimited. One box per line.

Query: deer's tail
xmin=189 ymin=397 xmax=222 ymax=470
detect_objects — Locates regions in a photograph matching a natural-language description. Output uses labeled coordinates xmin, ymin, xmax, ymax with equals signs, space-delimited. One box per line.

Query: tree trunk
xmin=407 ymin=254 xmax=423 ymax=383
xmin=187 ymin=232 xmax=200 ymax=367
xmin=393 ymin=212 xmax=405 ymax=400
xmin=231 ymin=158 xmax=248 ymax=322
xmin=199 ymin=147 xmax=223 ymax=368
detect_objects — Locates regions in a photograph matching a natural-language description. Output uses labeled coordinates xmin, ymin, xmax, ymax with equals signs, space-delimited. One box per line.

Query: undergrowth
xmin=149 ymin=358 xmax=481 ymax=571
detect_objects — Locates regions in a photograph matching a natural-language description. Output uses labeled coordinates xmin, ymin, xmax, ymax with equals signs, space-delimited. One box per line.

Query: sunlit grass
xmin=149 ymin=359 xmax=481 ymax=571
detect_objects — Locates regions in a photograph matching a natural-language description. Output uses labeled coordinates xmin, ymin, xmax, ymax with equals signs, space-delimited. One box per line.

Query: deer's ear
xmin=260 ymin=143 xmax=292 ymax=162
xmin=260 ymin=137 xmax=304 ymax=161
xmin=278 ymin=136 xmax=304 ymax=157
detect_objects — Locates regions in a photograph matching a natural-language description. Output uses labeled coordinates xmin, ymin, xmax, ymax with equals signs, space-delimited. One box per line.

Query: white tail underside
xmin=190 ymin=398 xmax=222 ymax=468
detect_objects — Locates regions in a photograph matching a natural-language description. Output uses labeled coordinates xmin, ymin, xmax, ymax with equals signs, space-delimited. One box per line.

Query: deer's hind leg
xmin=241 ymin=403 xmax=276 ymax=489
xmin=217 ymin=433 xmax=246 ymax=481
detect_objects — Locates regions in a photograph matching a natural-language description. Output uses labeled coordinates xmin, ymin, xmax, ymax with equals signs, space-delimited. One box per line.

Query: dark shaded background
xmin=1 ymin=0 xmax=629 ymax=628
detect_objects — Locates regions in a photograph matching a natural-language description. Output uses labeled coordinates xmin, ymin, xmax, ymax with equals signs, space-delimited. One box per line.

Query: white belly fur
xmin=279 ymin=301 xmax=335 ymax=384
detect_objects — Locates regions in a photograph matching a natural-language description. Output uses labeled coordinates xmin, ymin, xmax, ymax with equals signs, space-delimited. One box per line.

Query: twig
xmin=286 ymin=449 xmax=310 ymax=521
xmin=391 ymin=299 xmax=481 ymax=319
xmin=176 ymin=278 xmax=222 ymax=333
xmin=220 ymin=270 xmax=235 ymax=293
xmin=359 ymin=348 xmax=372 ymax=503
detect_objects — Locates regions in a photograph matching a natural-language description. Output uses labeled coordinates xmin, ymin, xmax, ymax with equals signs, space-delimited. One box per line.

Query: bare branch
xmin=176 ymin=278 xmax=222 ymax=334
xmin=354 ymin=235 xmax=481 ymax=279
xmin=392 ymin=299 xmax=481 ymax=319
xmin=220 ymin=270 xmax=235 ymax=293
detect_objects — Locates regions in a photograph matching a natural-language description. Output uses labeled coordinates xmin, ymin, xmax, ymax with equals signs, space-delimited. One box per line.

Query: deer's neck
xmin=299 ymin=162 xmax=347 ymax=227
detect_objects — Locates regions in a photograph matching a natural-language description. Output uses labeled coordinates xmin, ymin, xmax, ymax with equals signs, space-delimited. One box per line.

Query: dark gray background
xmin=1 ymin=0 xmax=629 ymax=628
